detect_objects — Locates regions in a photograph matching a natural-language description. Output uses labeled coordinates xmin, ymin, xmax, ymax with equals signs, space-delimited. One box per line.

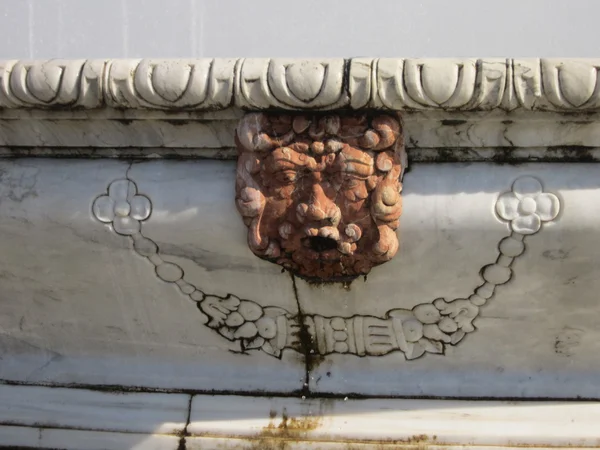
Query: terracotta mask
xmin=235 ymin=112 xmax=405 ymax=282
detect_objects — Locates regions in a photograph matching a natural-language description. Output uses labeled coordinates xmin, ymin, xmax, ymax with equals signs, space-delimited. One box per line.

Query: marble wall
xmin=1 ymin=159 xmax=599 ymax=397
xmin=0 ymin=0 xmax=597 ymax=58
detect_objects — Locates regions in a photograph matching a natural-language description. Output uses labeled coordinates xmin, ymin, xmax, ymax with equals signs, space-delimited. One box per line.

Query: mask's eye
xmin=344 ymin=179 xmax=358 ymax=189
xmin=342 ymin=174 xmax=365 ymax=189
xmin=275 ymin=170 xmax=298 ymax=184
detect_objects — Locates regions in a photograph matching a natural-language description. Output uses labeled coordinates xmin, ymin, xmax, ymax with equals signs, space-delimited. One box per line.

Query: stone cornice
xmin=1 ymin=58 xmax=600 ymax=112
xmin=2 ymin=58 xmax=600 ymax=163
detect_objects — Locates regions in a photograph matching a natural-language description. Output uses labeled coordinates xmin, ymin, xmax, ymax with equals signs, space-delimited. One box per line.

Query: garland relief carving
xmin=92 ymin=162 xmax=560 ymax=360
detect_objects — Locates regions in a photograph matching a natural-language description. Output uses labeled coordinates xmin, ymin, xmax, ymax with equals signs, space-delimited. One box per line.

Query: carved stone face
xmin=235 ymin=113 xmax=405 ymax=282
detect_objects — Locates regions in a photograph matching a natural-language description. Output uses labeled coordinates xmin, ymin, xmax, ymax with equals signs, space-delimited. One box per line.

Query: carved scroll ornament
xmin=235 ymin=112 xmax=406 ymax=282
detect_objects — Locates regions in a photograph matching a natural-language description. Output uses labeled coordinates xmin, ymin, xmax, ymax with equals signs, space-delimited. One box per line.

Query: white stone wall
xmin=0 ymin=0 xmax=597 ymax=59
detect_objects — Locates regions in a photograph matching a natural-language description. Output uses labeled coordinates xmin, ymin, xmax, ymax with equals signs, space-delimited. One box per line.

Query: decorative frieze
xmin=373 ymin=58 xmax=509 ymax=110
xmin=2 ymin=58 xmax=600 ymax=112
xmin=105 ymin=59 xmax=236 ymax=110
xmin=0 ymin=59 xmax=104 ymax=108
xmin=92 ymin=174 xmax=561 ymax=360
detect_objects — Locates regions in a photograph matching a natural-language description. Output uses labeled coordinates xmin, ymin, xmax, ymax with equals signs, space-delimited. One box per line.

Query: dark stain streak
xmin=6 ymin=377 xmax=600 ymax=401
xmin=0 ymin=446 xmax=61 ymax=450
xmin=555 ymin=327 xmax=584 ymax=357
xmin=290 ymin=274 xmax=320 ymax=397
xmin=564 ymin=275 xmax=578 ymax=286
xmin=559 ymin=119 xmax=593 ymax=125
xmin=490 ymin=148 xmax=524 ymax=165
xmin=503 ymin=131 xmax=516 ymax=148
xmin=176 ymin=395 xmax=193 ymax=450
xmin=407 ymin=136 xmax=419 ymax=148
xmin=542 ymin=249 xmax=570 ymax=260
xmin=434 ymin=148 xmax=460 ymax=162
xmin=0 ymin=147 xmax=238 ymax=160
xmin=408 ymin=145 xmax=600 ymax=163
xmin=112 ymin=118 xmax=134 ymax=126
xmin=34 ymin=289 xmax=62 ymax=303
xmin=302 ymin=275 xmax=354 ymax=288
xmin=440 ymin=119 xmax=468 ymax=126
xmin=163 ymin=119 xmax=193 ymax=127
xmin=227 ymin=348 xmax=252 ymax=356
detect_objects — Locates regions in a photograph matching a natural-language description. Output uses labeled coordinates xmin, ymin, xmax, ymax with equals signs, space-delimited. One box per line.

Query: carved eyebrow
xmin=273 ymin=148 xmax=305 ymax=162
xmin=270 ymin=160 xmax=299 ymax=171
xmin=267 ymin=147 xmax=320 ymax=171
xmin=338 ymin=147 xmax=374 ymax=166
xmin=340 ymin=164 xmax=373 ymax=178
xmin=337 ymin=147 xmax=374 ymax=176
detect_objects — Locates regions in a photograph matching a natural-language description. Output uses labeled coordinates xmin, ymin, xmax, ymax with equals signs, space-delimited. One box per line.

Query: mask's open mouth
xmin=306 ymin=236 xmax=338 ymax=252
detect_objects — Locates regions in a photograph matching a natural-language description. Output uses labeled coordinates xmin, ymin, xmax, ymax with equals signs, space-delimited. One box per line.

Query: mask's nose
xmin=297 ymin=181 xmax=342 ymax=252
xmin=300 ymin=182 xmax=340 ymax=226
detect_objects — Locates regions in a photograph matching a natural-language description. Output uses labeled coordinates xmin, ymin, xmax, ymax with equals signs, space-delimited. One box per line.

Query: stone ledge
xmin=0 ymin=384 xmax=599 ymax=449
xmin=1 ymin=109 xmax=599 ymax=162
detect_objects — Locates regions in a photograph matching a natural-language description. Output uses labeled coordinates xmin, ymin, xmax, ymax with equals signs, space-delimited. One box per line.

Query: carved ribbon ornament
xmin=235 ymin=113 xmax=406 ymax=282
